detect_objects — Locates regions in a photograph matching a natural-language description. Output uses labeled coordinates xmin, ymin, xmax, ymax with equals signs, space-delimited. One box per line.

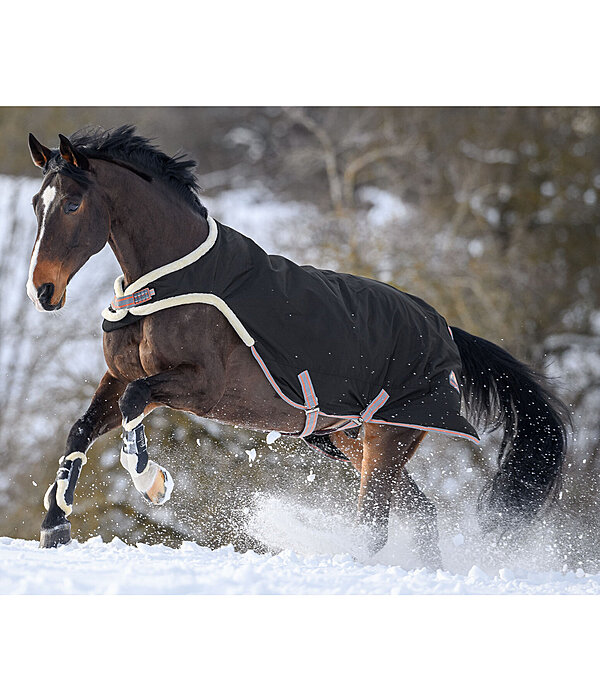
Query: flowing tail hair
xmin=451 ymin=327 xmax=570 ymax=532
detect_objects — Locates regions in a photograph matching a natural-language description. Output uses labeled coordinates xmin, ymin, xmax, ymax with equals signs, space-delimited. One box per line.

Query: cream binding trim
xmin=102 ymin=216 xmax=255 ymax=348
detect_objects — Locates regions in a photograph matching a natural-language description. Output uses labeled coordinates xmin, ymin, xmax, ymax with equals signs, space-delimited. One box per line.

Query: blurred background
xmin=0 ymin=107 xmax=598 ymax=568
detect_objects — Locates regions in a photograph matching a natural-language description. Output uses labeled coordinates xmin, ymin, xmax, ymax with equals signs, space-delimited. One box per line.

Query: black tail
xmin=451 ymin=326 xmax=570 ymax=533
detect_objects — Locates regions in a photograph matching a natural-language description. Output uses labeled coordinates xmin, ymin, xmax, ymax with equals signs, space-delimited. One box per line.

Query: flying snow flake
xmin=583 ymin=189 xmax=597 ymax=205
xmin=307 ymin=471 xmax=316 ymax=483
xmin=452 ymin=533 xmax=465 ymax=547
xmin=32 ymin=481 xmax=37 ymax=487
xmin=266 ymin=431 xmax=281 ymax=445
xmin=245 ymin=448 xmax=257 ymax=463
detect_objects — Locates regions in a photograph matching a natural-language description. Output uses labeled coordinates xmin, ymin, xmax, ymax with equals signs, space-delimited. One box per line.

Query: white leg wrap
xmin=120 ymin=448 xmax=156 ymax=492
xmin=120 ymin=450 xmax=174 ymax=505
xmin=43 ymin=452 xmax=87 ymax=516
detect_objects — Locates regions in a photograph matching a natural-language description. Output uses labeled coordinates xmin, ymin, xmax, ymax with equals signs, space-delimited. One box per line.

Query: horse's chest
xmin=103 ymin=324 xmax=169 ymax=382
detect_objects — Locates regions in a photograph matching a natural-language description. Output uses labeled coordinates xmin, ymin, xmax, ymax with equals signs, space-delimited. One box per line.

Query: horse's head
xmin=26 ymin=133 xmax=111 ymax=311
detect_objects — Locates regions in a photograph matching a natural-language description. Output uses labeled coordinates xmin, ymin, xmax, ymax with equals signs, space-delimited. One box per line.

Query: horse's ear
xmin=58 ymin=134 xmax=90 ymax=170
xmin=28 ymin=133 xmax=53 ymax=168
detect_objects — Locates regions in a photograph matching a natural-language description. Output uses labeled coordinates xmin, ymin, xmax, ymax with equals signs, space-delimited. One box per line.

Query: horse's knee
xmin=65 ymin=414 xmax=94 ymax=453
xmin=119 ymin=378 xmax=151 ymax=425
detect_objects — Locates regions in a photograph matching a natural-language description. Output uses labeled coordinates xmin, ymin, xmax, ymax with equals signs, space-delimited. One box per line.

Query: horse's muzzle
xmin=37 ymin=282 xmax=64 ymax=311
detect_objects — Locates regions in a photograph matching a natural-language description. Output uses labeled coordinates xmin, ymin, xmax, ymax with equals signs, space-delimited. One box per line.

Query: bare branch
xmin=282 ymin=107 xmax=344 ymax=214
xmin=341 ymin=142 xmax=414 ymax=208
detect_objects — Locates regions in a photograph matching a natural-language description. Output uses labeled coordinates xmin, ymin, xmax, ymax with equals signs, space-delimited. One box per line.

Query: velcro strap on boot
xmin=121 ymin=423 xmax=148 ymax=474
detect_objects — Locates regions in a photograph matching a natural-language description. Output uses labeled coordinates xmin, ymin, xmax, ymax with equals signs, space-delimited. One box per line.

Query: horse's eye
xmin=64 ymin=201 xmax=80 ymax=213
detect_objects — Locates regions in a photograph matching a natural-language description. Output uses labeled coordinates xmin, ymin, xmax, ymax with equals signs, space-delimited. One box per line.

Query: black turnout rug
xmin=103 ymin=217 xmax=479 ymax=444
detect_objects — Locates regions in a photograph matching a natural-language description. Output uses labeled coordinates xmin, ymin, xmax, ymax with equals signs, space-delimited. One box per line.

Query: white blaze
xmin=27 ymin=184 xmax=57 ymax=311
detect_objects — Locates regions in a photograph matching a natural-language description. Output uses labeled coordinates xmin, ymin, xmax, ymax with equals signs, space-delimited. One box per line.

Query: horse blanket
xmin=102 ymin=216 xmax=479 ymax=443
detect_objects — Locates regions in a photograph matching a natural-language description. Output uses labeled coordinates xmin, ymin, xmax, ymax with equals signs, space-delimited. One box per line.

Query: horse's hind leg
xmin=40 ymin=372 xmax=125 ymax=548
xmin=334 ymin=425 xmax=441 ymax=568
xmin=387 ymin=431 xmax=442 ymax=568
xmin=395 ymin=468 xmax=442 ymax=570
xmin=357 ymin=424 xmax=425 ymax=556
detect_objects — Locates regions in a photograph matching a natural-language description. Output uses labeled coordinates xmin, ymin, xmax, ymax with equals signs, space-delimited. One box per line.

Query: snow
xmin=3 ymin=495 xmax=600 ymax=594
xmin=266 ymin=430 xmax=281 ymax=444
xmin=2 ymin=535 xmax=599 ymax=594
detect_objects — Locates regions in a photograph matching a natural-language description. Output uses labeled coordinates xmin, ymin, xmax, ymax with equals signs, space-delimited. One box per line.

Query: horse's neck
xmin=103 ymin=166 xmax=209 ymax=285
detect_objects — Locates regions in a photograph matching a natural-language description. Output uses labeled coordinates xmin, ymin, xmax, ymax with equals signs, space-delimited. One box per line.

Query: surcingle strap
xmin=298 ymin=370 xmax=320 ymax=438
xmin=360 ymin=389 xmax=390 ymax=422
xmin=345 ymin=389 xmax=391 ymax=430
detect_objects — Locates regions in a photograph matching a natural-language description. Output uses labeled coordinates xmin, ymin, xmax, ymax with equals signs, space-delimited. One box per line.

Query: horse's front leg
xmin=118 ymin=364 xmax=224 ymax=506
xmin=40 ymin=372 xmax=126 ymax=548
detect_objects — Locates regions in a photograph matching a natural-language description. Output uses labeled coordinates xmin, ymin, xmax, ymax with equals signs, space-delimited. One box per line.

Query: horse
xmin=26 ymin=125 xmax=569 ymax=567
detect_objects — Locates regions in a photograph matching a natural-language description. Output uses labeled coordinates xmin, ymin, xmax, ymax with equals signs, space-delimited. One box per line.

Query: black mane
xmin=44 ymin=125 xmax=207 ymax=218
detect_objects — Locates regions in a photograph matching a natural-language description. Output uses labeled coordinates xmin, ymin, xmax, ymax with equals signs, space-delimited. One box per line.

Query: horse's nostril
xmin=37 ymin=283 xmax=55 ymax=307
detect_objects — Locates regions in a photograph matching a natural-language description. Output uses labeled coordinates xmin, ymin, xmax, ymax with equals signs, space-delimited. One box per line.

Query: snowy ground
xmin=3 ymin=495 xmax=600 ymax=594
xmin=2 ymin=536 xmax=600 ymax=594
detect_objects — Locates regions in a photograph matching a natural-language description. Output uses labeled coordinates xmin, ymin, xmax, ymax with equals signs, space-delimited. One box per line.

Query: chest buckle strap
xmin=112 ymin=286 xmax=156 ymax=310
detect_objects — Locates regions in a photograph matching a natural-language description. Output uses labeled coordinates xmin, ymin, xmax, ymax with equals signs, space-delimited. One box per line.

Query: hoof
xmin=40 ymin=521 xmax=71 ymax=549
xmin=142 ymin=462 xmax=174 ymax=506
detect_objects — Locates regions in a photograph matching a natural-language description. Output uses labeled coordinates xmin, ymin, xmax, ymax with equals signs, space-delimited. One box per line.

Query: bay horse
xmin=26 ymin=126 xmax=569 ymax=568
